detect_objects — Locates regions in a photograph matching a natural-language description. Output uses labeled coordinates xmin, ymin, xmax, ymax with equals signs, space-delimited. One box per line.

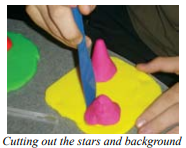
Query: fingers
xmin=48 ymin=5 xmax=82 ymax=46
xmin=26 ymin=6 xmax=48 ymax=31
xmin=26 ymin=5 xmax=94 ymax=49
xmin=138 ymin=103 xmax=179 ymax=134
xmin=136 ymin=83 xmax=179 ymax=128
xmin=136 ymin=56 xmax=179 ymax=134
xmin=136 ymin=57 xmax=179 ymax=74
xmin=166 ymin=126 xmax=179 ymax=134
xmin=35 ymin=6 xmax=63 ymax=39
xmin=26 ymin=5 xmax=70 ymax=47
xmin=136 ymin=83 xmax=179 ymax=134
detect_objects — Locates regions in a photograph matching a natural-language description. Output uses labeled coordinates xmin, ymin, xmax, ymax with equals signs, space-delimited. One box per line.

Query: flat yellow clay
xmin=45 ymin=57 xmax=161 ymax=134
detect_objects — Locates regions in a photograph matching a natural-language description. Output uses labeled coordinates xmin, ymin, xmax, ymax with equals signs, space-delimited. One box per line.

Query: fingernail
xmin=136 ymin=119 xmax=146 ymax=128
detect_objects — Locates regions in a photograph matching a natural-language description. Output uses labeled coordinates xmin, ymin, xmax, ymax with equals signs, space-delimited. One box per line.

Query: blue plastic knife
xmin=72 ymin=8 xmax=96 ymax=107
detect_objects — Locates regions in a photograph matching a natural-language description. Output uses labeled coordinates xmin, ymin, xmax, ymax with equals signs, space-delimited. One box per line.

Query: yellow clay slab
xmin=45 ymin=57 xmax=161 ymax=134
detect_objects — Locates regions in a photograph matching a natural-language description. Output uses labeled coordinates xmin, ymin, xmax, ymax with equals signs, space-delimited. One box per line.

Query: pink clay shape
xmin=84 ymin=94 xmax=121 ymax=125
xmin=92 ymin=39 xmax=117 ymax=82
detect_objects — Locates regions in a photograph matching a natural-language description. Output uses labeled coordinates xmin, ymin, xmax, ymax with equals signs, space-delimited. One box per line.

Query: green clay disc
xmin=7 ymin=32 xmax=40 ymax=93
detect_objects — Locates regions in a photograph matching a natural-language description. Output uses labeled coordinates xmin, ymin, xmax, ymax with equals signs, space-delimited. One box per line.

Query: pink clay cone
xmin=92 ymin=39 xmax=117 ymax=82
xmin=84 ymin=94 xmax=121 ymax=125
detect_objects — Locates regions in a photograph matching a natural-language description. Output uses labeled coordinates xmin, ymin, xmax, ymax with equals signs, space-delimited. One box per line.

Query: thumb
xmin=78 ymin=5 xmax=96 ymax=15
xmin=136 ymin=57 xmax=179 ymax=75
xmin=85 ymin=36 xmax=92 ymax=48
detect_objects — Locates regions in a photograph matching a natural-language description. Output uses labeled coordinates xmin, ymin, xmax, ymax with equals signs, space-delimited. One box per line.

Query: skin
xmin=26 ymin=5 xmax=96 ymax=49
xmin=136 ymin=57 xmax=179 ymax=134
xmin=26 ymin=5 xmax=179 ymax=134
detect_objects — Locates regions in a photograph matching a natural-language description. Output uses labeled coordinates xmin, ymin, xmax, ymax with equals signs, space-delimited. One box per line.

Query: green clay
xmin=7 ymin=32 xmax=40 ymax=93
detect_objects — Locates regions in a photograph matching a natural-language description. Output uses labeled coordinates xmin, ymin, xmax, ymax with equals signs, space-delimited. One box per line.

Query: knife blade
xmin=72 ymin=7 xmax=96 ymax=107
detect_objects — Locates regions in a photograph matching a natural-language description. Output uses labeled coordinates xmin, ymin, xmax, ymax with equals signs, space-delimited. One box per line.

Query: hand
xmin=136 ymin=57 xmax=179 ymax=134
xmin=26 ymin=5 xmax=96 ymax=49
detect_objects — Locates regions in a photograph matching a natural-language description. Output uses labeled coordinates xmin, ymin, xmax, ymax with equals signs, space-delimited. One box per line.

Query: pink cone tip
xmin=92 ymin=39 xmax=117 ymax=82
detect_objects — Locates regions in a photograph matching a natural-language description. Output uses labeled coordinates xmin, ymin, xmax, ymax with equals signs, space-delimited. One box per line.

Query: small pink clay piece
xmin=84 ymin=95 xmax=121 ymax=125
xmin=92 ymin=39 xmax=117 ymax=82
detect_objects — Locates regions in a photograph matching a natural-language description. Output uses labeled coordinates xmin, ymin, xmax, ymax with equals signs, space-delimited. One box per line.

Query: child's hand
xmin=136 ymin=57 xmax=179 ymax=134
xmin=26 ymin=5 xmax=96 ymax=49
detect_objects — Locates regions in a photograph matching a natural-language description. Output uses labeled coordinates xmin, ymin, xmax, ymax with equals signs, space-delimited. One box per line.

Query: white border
xmin=2 ymin=2 xmax=185 ymax=147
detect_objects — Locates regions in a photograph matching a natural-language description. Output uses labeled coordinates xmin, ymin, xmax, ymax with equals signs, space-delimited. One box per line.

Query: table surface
xmin=7 ymin=19 xmax=167 ymax=134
